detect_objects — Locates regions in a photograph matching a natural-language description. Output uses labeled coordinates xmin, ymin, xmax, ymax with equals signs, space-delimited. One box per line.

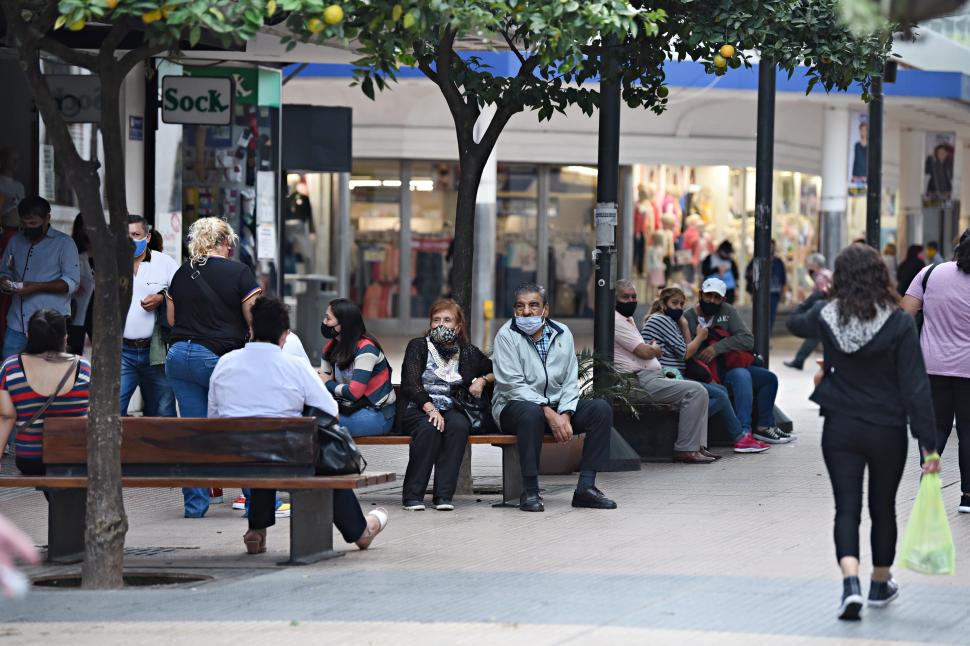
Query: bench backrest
xmin=43 ymin=417 xmax=318 ymax=476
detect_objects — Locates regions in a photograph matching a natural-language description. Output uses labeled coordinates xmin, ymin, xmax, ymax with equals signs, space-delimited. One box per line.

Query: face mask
xmin=429 ymin=324 xmax=458 ymax=345
xmin=699 ymin=300 xmax=721 ymax=317
xmin=133 ymin=238 xmax=148 ymax=257
xmin=23 ymin=225 xmax=44 ymax=242
xmin=515 ymin=315 xmax=544 ymax=335
xmin=320 ymin=323 xmax=338 ymax=339
xmin=615 ymin=301 xmax=638 ymax=318
xmin=665 ymin=308 xmax=684 ymax=322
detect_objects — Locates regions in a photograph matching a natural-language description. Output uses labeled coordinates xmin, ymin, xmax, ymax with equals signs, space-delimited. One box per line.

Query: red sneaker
xmin=734 ymin=433 xmax=770 ymax=453
xmin=232 ymin=495 xmax=247 ymax=510
xmin=209 ymin=488 xmax=224 ymax=503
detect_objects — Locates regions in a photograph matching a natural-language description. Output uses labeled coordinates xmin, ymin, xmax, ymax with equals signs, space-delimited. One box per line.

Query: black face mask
xmin=699 ymin=300 xmax=721 ymax=317
xmin=615 ymin=301 xmax=638 ymax=318
xmin=665 ymin=308 xmax=684 ymax=322
xmin=23 ymin=225 xmax=45 ymax=242
xmin=320 ymin=323 xmax=338 ymax=339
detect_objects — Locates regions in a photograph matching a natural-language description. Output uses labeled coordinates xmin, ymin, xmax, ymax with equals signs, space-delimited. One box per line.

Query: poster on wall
xmin=923 ymin=132 xmax=955 ymax=207
xmin=848 ymin=112 xmax=868 ymax=196
xmin=155 ymin=211 xmax=183 ymax=262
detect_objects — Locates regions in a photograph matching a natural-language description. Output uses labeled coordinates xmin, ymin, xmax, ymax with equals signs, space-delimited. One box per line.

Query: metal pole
xmin=753 ymin=60 xmax=776 ymax=367
xmin=866 ymin=74 xmax=884 ymax=249
xmin=594 ymin=39 xmax=620 ymax=388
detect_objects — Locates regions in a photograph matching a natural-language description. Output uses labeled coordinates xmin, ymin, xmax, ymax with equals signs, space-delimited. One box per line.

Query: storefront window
xmin=495 ymin=164 xmax=538 ymax=317
xmin=409 ymin=161 xmax=458 ymax=317
xmin=548 ymin=166 xmax=596 ymax=317
xmin=350 ymin=159 xmax=401 ymax=318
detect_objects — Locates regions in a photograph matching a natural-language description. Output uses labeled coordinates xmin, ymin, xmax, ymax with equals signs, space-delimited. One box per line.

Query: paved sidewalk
xmin=1 ymin=338 xmax=968 ymax=644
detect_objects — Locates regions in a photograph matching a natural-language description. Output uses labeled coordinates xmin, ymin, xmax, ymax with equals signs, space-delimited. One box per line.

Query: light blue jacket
xmin=492 ymin=318 xmax=580 ymax=428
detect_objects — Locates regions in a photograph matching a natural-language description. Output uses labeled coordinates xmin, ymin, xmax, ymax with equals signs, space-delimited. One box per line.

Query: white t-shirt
xmin=282 ymin=331 xmax=312 ymax=367
xmin=124 ymin=250 xmax=179 ymax=340
xmin=208 ymin=342 xmax=338 ymax=418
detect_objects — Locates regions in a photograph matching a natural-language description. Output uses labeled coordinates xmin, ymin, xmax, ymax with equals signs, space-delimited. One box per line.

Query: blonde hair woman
xmin=164 ymin=217 xmax=262 ymax=518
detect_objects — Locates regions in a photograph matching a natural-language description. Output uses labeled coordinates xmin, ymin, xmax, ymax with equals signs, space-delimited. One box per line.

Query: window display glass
xmin=495 ymin=164 xmax=538 ymax=317
xmin=548 ymin=166 xmax=596 ymax=318
xmin=409 ymin=161 xmax=458 ymax=317
xmin=349 ymin=160 xmax=401 ymax=318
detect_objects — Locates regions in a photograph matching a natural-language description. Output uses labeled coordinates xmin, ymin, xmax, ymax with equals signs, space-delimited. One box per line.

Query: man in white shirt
xmin=120 ymin=215 xmax=180 ymax=417
xmin=613 ymin=279 xmax=713 ymax=464
xmin=207 ymin=296 xmax=387 ymax=555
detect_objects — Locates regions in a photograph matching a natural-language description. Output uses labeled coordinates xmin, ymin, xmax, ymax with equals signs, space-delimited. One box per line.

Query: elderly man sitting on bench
xmin=207 ymin=296 xmax=388 ymax=555
xmin=492 ymin=283 xmax=617 ymax=513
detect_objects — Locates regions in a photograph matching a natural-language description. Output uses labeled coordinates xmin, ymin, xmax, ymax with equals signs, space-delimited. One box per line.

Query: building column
xmin=335 ymin=172 xmax=351 ymax=298
xmin=472 ymin=108 xmax=497 ymax=349
xmin=124 ymin=62 xmax=146 ymax=215
xmin=898 ymin=129 xmax=925 ymax=251
xmin=398 ymin=160 xmax=412 ymax=324
xmin=618 ymin=166 xmax=635 ymax=280
xmin=820 ymin=107 xmax=849 ymax=266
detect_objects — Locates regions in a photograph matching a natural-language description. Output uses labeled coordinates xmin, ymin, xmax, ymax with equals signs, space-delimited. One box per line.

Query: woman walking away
xmin=400 ymin=299 xmax=494 ymax=511
xmin=165 ymin=217 xmax=261 ymax=518
xmin=320 ymin=298 xmax=396 ymax=437
xmin=0 ymin=310 xmax=90 ymax=476
xmin=788 ymin=243 xmax=938 ymax=621
xmin=903 ymin=229 xmax=970 ymax=513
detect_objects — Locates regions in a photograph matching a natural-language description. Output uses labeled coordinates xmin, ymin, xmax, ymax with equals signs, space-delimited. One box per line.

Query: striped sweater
xmin=1 ymin=355 xmax=91 ymax=462
xmin=322 ymin=338 xmax=395 ymax=409
xmin=642 ymin=313 xmax=689 ymax=371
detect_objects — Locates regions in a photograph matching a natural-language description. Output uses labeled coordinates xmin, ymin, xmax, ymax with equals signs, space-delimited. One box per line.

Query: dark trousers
xmin=821 ymin=415 xmax=907 ymax=567
xmin=402 ymin=406 xmax=470 ymax=503
xmin=792 ymin=337 xmax=819 ymax=367
xmin=930 ymin=375 xmax=970 ymax=493
xmin=248 ymin=488 xmax=367 ymax=544
xmin=500 ymin=399 xmax=612 ymax=480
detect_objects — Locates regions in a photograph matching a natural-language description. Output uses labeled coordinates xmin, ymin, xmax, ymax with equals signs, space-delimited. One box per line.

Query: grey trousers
xmin=633 ymin=370 xmax=710 ymax=451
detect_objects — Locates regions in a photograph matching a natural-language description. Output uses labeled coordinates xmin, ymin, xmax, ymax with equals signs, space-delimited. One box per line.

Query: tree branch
xmin=118 ymin=41 xmax=168 ymax=78
xmin=500 ymin=29 xmax=527 ymax=66
xmin=38 ymin=37 xmax=98 ymax=70
xmin=98 ymin=21 xmax=132 ymax=69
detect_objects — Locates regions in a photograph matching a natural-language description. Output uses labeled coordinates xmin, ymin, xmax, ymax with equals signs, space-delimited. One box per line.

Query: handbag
xmin=303 ymin=405 xmax=367 ymax=476
xmin=15 ymin=356 xmax=79 ymax=435
xmin=450 ymin=385 xmax=498 ymax=434
xmin=915 ymin=263 xmax=938 ymax=335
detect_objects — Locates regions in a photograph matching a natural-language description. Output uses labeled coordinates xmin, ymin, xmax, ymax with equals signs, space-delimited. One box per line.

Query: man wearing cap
xmin=684 ymin=277 xmax=791 ymax=445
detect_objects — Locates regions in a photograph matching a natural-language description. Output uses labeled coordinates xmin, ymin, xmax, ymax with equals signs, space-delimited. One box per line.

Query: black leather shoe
xmin=572 ymin=486 xmax=617 ymax=509
xmin=519 ymin=491 xmax=544 ymax=512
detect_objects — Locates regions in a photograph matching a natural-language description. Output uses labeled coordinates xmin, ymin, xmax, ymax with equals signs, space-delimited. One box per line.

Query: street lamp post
xmin=753 ymin=60 xmax=776 ymax=367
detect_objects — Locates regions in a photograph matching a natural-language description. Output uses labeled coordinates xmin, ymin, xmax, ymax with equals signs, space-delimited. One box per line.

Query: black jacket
xmin=787 ymin=299 xmax=936 ymax=452
xmin=400 ymin=337 xmax=492 ymax=410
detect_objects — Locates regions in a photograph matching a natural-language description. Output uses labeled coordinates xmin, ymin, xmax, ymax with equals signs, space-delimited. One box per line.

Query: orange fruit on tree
xmin=306 ymin=17 xmax=324 ymax=33
xmin=323 ymin=4 xmax=344 ymax=25
xmin=67 ymin=19 xmax=86 ymax=31
xmin=142 ymin=10 xmax=163 ymax=23
xmin=719 ymin=44 xmax=735 ymax=59
xmin=713 ymin=54 xmax=727 ymax=69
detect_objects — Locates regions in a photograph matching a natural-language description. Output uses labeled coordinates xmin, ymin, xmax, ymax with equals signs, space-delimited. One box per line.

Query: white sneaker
xmin=402 ymin=501 xmax=426 ymax=511
xmin=435 ymin=502 xmax=455 ymax=511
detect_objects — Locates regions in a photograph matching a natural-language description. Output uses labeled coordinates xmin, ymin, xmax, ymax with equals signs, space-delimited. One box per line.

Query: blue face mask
xmin=133 ymin=238 xmax=148 ymax=257
xmin=515 ymin=315 xmax=544 ymax=335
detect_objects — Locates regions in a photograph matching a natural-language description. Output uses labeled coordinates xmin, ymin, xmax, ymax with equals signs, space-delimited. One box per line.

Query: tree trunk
xmin=80 ymin=65 xmax=132 ymax=589
xmin=450 ymin=161 xmax=485 ymax=320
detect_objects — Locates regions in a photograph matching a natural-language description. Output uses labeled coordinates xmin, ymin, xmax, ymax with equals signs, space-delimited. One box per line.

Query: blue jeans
xmin=703 ymin=383 xmax=744 ymax=441
xmin=165 ymin=340 xmax=221 ymax=518
xmin=722 ymin=366 xmax=778 ymax=434
xmin=120 ymin=344 xmax=176 ymax=417
xmin=342 ymin=407 xmax=395 ymax=437
xmin=2 ymin=328 xmax=27 ymax=363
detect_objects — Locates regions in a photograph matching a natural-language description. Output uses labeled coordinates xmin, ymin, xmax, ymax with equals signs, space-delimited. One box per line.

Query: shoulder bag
xmin=15 ymin=356 xmax=79 ymax=433
xmin=450 ymin=384 xmax=497 ymax=434
xmin=915 ymin=263 xmax=938 ymax=335
xmin=303 ymin=405 xmax=367 ymax=475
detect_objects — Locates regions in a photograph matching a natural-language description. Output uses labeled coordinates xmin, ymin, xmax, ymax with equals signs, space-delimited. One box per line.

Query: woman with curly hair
xmin=903 ymin=229 xmax=970 ymax=514
xmin=788 ymin=243 xmax=939 ymax=621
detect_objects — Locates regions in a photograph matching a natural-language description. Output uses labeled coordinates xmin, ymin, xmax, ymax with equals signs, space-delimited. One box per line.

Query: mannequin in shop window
xmin=646 ymin=232 xmax=667 ymax=302
xmin=634 ymin=185 xmax=658 ymax=277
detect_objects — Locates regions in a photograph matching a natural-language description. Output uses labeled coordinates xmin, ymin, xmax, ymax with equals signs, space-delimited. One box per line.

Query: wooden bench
xmin=0 ymin=417 xmax=394 ymax=566
xmin=356 ymin=434 xmax=567 ymax=507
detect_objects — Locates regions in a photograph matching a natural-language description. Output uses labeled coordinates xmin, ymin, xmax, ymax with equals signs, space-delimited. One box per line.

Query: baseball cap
xmin=701 ymin=277 xmax=727 ymax=297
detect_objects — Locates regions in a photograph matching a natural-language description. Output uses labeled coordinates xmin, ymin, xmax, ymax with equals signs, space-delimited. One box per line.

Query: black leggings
xmin=930 ymin=375 xmax=970 ymax=494
xmin=821 ymin=416 xmax=908 ymax=567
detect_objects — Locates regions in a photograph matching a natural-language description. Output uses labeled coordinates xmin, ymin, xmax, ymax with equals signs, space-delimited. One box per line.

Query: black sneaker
xmin=783 ymin=360 xmax=804 ymax=370
xmin=838 ymin=576 xmax=864 ymax=620
xmin=959 ymin=495 xmax=970 ymax=514
xmin=402 ymin=500 xmax=426 ymax=511
xmin=868 ymin=577 xmax=899 ymax=608
xmin=571 ymin=486 xmax=617 ymax=509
